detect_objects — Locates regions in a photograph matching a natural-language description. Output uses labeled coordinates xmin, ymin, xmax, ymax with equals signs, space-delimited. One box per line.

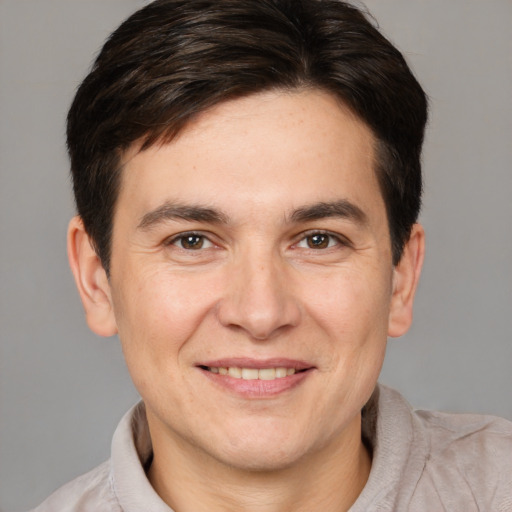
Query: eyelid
xmin=293 ymin=229 xmax=352 ymax=249
xmin=165 ymin=230 xmax=215 ymax=249
xmin=163 ymin=229 xmax=351 ymax=250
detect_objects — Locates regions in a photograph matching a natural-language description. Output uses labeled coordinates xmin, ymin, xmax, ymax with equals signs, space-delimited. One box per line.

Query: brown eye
xmin=178 ymin=235 xmax=205 ymax=250
xmin=306 ymin=234 xmax=330 ymax=249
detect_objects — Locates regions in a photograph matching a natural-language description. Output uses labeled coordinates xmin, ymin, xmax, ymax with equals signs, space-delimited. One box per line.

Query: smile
xmin=204 ymin=366 xmax=296 ymax=380
xmin=197 ymin=359 xmax=314 ymax=397
xmin=197 ymin=360 xmax=313 ymax=397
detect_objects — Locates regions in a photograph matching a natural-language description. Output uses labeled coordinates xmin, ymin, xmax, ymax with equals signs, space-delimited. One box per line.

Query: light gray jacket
xmin=31 ymin=385 xmax=512 ymax=511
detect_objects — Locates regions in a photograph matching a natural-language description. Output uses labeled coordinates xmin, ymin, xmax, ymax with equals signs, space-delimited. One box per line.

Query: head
xmin=66 ymin=0 xmax=427 ymax=483
xmin=67 ymin=0 xmax=427 ymax=275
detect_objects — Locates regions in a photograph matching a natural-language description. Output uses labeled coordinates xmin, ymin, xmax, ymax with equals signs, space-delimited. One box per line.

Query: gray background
xmin=0 ymin=1 xmax=510 ymax=510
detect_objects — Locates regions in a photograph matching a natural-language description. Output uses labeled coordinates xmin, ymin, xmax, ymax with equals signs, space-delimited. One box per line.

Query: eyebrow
xmin=289 ymin=200 xmax=368 ymax=226
xmin=137 ymin=202 xmax=228 ymax=230
xmin=137 ymin=198 xmax=368 ymax=231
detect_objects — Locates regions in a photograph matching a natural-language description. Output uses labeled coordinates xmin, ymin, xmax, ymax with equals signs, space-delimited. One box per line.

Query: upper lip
xmin=197 ymin=358 xmax=314 ymax=371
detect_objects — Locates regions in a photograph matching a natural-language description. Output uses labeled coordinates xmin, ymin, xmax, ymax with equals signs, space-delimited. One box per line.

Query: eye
xmin=169 ymin=233 xmax=213 ymax=250
xmin=296 ymin=232 xmax=346 ymax=250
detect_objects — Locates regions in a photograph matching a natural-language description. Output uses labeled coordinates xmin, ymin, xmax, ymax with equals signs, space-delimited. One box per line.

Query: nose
xmin=216 ymin=249 xmax=301 ymax=340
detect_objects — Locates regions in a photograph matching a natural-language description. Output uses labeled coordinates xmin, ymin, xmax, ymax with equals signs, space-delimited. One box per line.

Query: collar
xmin=109 ymin=384 xmax=428 ymax=512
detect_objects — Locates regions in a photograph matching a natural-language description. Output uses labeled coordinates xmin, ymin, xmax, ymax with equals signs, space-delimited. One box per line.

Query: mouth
xmin=196 ymin=359 xmax=314 ymax=397
xmin=199 ymin=365 xmax=305 ymax=380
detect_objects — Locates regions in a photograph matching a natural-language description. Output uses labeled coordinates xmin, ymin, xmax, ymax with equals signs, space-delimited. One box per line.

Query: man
xmin=32 ymin=0 xmax=512 ymax=510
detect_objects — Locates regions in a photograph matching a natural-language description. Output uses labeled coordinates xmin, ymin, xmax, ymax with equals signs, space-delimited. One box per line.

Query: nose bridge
xmin=217 ymin=242 xmax=300 ymax=340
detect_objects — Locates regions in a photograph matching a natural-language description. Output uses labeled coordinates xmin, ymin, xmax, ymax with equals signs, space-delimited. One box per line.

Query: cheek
xmin=112 ymin=267 xmax=221 ymax=360
xmin=306 ymin=266 xmax=392 ymax=339
xmin=300 ymin=264 xmax=392 ymax=393
xmin=112 ymin=268 xmax=223 ymax=404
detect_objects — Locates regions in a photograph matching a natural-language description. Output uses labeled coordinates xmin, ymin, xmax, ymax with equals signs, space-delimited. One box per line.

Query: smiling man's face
xmin=73 ymin=89 xmax=421 ymax=475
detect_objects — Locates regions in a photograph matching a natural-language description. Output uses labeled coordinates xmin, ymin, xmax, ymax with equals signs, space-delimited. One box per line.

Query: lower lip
xmin=199 ymin=368 xmax=312 ymax=398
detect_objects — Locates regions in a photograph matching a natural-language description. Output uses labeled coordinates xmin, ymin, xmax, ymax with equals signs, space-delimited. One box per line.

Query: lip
xmin=196 ymin=358 xmax=315 ymax=398
xmin=198 ymin=357 xmax=313 ymax=370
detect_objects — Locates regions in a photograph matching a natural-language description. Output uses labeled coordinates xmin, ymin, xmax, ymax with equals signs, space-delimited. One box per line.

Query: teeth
xmin=241 ymin=368 xmax=259 ymax=380
xmin=209 ymin=366 xmax=296 ymax=380
xmin=275 ymin=368 xmax=287 ymax=378
xmin=228 ymin=367 xmax=242 ymax=379
xmin=259 ymin=368 xmax=276 ymax=380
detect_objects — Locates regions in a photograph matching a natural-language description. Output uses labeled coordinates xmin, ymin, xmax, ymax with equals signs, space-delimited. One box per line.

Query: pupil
xmin=308 ymin=234 xmax=328 ymax=249
xmin=183 ymin=235 xmax=203 ymax=249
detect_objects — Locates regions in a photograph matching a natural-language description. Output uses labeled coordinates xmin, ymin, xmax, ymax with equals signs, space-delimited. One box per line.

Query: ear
xmin=388 ymin=223 xmax=425 ymax=338
xmin=67 ymin=216 xmax=118 ymax=337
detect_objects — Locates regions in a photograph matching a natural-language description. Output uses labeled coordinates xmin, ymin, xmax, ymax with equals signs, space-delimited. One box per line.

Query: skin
xmin=68 ymin=89 xmax=424 ymax=512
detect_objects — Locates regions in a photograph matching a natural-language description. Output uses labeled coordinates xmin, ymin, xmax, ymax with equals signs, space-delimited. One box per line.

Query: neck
xmin=147 ymin=414 xmax=371 ymax=512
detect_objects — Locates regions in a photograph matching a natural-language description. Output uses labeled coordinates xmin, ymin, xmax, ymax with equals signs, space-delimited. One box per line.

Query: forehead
xmin=117 ymin=89 xmax=383 ymax=225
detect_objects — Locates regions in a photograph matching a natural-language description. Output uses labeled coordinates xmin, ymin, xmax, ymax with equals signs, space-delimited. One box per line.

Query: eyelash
xmin=165 ymin=230 xmax=350 ymax=252
xmin=166 ymin=231 xmax=214 ymax=250
xmin=294 ymin=230 xmax=351 ymax=251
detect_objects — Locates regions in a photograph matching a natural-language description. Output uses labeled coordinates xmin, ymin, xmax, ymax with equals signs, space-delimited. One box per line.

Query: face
xmin=96 ymin=90 xmax=412 ymax=471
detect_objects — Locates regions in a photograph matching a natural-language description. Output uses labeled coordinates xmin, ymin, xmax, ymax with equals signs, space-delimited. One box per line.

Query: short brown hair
xmin=67 ymin=0 xmax=428 ymax=273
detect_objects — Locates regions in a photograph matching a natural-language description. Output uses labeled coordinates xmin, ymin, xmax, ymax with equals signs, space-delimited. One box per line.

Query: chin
xmin=216 ymin=444 xmax=308 ymax=473
xmin=206 ymin=424 xmax=321 ymax=473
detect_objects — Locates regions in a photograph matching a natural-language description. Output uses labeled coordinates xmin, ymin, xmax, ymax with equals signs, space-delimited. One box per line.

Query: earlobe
xmin=67 ymin=216 xmax=118 ymax=337
xmin=387 ymin=224 xmax=425 ymax=338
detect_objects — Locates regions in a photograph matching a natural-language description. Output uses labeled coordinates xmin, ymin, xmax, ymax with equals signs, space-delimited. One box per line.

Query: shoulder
xmin=412 ymin=407 xmax=512 ymax=511
xmin=366 ymin=385 xmax=512 ymax=511
xmin=416 ymin=407 xmax=512 ymax=465
xmin=29 ymin=460 xmax=121 ymax=512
